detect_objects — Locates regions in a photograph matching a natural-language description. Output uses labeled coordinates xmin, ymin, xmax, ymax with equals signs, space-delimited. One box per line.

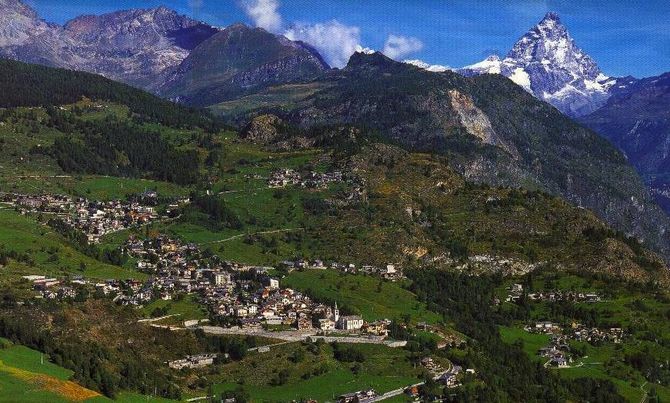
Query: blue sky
xmin=27 ymin=0 xmax=670 ymax=77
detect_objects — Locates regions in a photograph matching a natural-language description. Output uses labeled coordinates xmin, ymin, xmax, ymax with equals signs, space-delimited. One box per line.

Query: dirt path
xmin=205 ymin=227 xmax=303 ymax=244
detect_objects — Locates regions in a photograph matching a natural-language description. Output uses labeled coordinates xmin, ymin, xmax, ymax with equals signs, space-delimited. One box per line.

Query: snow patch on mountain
xmin=403 ymin=59 xmax=451 ymax=72
xmin=460 ymin=55 xmax=503 ymax=75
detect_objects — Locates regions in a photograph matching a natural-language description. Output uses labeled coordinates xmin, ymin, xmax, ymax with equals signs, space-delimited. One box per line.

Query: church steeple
xmin=333 ymin=301 xmax=339 ymax=322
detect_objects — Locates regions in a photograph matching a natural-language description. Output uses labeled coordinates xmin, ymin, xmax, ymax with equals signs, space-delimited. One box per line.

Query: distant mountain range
xmin=580 ymin=72 xmax=670 ymax=210
xmin=0 ymin=0 xmax=218 ymax=88
xmin=0 ymin=0 xmax=328 ymax=99
xmin=0 ymin=2 xmax=649 ymax=119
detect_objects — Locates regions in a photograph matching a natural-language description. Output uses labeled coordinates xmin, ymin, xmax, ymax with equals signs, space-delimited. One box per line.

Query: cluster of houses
xmin=505 ymin=283 xmax=601 ymax=304
xmin=268 ymin=169 xmax=344 ymax=189
xmin=443 ymin=254 xmax=539 ymax=277
xmin=167 ymin=354 xmax=218 ymax=370
xmin=572 ymin=324 xmax=624 ymax=344
xmin=22 ymin=274 xmax=147 ymax=303
xmin=538 ymin=335 xmax=573 ymax=368
xmin=281 ymin=259 xmax=405 ymax=281
xmin=121 ymin=235 xmax=391 ymax=336
xmin=526 ymin=321 xmax=563 ymax=334
xmin=23 ymin=275 xmax=80 ymax=300
xmin=420 ymin=357 xmax=472 ymax=388
xmin=338 ymin=389 xmax=378 ymax=403
xmin=2 ymin=192 xmax=165 ymax=243
xmin=526 ymin=321 xmax=625 ymax=343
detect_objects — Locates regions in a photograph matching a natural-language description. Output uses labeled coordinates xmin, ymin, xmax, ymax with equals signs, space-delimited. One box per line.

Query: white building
xmin=319 ymin=318 xmax=335 ymax=331
xmin=214 ymin=272 xmax=231 ymax=285
xmin=338 ymin=315 xmax=364 ymax=330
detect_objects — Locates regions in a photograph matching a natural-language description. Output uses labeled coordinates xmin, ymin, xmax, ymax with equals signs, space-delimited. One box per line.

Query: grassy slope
xmin=212 ymin=342 xmax=420 ymax=402
xmin=0 ymin=210 xmax=143 ymax=281
xmin=0 ymin=338 xmax=173 ymax=402
xmin=498 ymin=272 xmax=670 ymax=402
xmin=0 ymin=102 xmax=192 ymax=200
xmin=284 ymin=270 xmax=442 ymax=325
xmin=141 ymin=294 xmax=208 ymax=323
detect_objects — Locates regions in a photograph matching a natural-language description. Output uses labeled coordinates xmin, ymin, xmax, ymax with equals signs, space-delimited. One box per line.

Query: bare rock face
xmin=0 ymin=1 xmax=331 ymax=100
xmin=0 ymin=1 xmax=218 ymax=88
xmin=60 ymin=7 xmax=219 ymax=88
xmin=448 ymin=89 xmax=518 ymax=158
xmin=0 ymin=0 xmax=51 ymax=47
xmin=241 ymin=115 xmax=287 ymax=143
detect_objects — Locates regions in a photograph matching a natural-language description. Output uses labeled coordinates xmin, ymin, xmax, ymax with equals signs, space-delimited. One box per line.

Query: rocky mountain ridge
xmin=0 ymin=1 xmax=219 ymax=88
xmin=580 ymin=72 xmax=670 ymax=212
xmin=456 ymin=12 xmax=626 ymax=117
xmin=0 ymin=0 xmax=327 ymax=93
xmin=223 ymin=51 xmax=670 ymax=260
xmin=157 ymin=23 xmax=330 ymax=106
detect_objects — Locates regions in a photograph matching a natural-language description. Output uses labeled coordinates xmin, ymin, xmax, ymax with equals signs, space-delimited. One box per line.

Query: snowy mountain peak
xmin=539 ymin=11 xmax=561 ymax=25
xmin=506 ymin=11 xmax=600 ymax=79
xmin=459 ymin=12 xmax=614 ymax=117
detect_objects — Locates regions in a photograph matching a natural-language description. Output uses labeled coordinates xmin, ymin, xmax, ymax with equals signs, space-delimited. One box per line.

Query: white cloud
xmin=382 ymin=35 xmax=424 ymax=60
xmin=241 ymin=0 xmax=283 ymax=33
xmin=237 ymin=0 xmax=428 ymax=69
xmin=404 ymin=59 xmax=451 ymax=72
xmin=284 ymin=20 xmax=364 ymax=68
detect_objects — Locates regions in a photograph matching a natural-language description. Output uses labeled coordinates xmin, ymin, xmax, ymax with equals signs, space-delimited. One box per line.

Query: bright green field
xmin=141 ymin=294 xmax=208 ymax=323
xmin=213 ymin=342 xmax=420 ymax=402
xmin=284 ymin=270 xmax=442 ymax=324
xmin=0 ymin=338 xmax=173 ymax=402
xmin=0 ymin=210 xmax=144 ymax=282
xmin=499 ymin=326 xmax=550 ymax=362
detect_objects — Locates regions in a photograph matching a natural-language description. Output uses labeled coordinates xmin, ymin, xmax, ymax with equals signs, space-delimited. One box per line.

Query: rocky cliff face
xmin=60 ymin=7 xmax=219 ymax=88
xmin=0 ymin=0 xmax=51 ymax=47
xmin=457 ymin=12 xmax=624 ymax=117
xmin=448 ymin=89 xmax=518 ymax=158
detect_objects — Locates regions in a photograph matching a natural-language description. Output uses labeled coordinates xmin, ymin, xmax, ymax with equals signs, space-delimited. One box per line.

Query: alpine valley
xmin=0 ymin=1 xmax=668 ymax=402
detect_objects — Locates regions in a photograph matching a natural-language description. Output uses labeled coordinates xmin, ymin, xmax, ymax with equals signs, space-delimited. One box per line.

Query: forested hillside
xmin=0 ymin=58 xmax=219 ymax=130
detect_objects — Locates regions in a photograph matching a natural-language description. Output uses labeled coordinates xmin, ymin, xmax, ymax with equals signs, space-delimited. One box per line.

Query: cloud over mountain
xmin=382 ymin=35 xmax=423 ymax=60
xmin=241 ymin=0 xmax=282 ymax=33
xmin=284 ymin=20 xmax=362 ymax=68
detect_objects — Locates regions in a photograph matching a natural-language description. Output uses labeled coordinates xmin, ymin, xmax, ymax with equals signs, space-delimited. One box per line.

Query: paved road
xmin=372 ymin=382 xmax=424 ymax=402
xmin=137 ymin=314 xmax=180 ymax=323
xmin=370 ymin=364 xmax=453 ymax=402
xmin=198 ymin=326 xmax=400 ymax=346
